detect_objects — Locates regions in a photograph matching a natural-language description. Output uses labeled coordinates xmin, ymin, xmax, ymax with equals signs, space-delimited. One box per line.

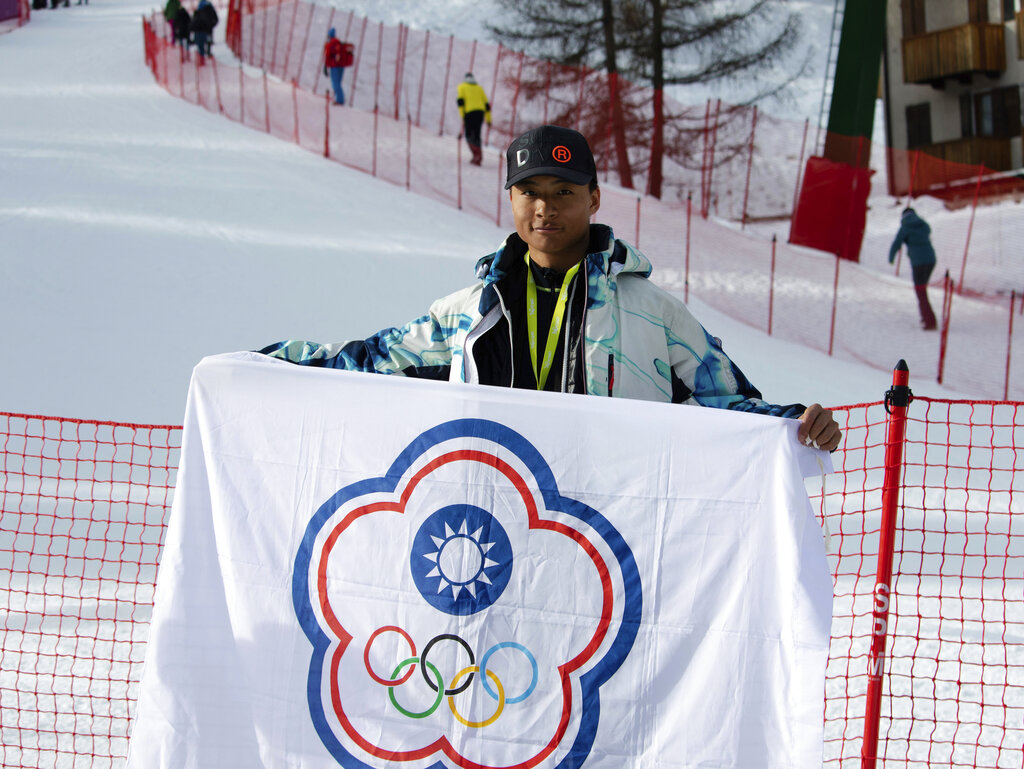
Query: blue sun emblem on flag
xmin=411 ymin=504 xmax=513 ymax=615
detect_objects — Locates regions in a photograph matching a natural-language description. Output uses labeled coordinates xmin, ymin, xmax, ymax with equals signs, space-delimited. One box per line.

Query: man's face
xmin=510 ymin=175 xmax=600 ymax=271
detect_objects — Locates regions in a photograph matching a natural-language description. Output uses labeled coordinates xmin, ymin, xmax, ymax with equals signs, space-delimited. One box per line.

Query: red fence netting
xmin=227 ymin=0 xmax=1024 ymax=213
xmin=0 ymin=413 xmax=179 ymax=768
xmin=0 ymin=0 xmax=29 ymax=29
xmin=2 ymin=388 xmax=1023 ymax=768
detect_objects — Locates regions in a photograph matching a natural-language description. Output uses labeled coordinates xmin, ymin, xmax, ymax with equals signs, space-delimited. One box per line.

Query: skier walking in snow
xmin=172 ymin=4 xmax=191 ymax=58
xmin=322 ymin=28 xmax=353 ymax=106
xmin=260 ymin=125 xmax=841 ymax=452
xmin=190 ymin=0 xmax=218 ymax=62
xmin=163 ymin=0 xmax=180 ymax=41
xmin=457 ymin=73 xmax=491 ymax=165
xmin=888 ymin=206 xmax=938 ymax=330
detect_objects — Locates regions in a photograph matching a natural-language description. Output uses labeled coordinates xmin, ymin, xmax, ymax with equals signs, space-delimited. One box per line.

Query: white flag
xmin=127 ymin=351 xmax=833 ymax=769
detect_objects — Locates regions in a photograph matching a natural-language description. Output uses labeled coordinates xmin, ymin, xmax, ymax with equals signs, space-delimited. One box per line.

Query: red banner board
xmin=789 ymin=155 xmax=872 ymax=262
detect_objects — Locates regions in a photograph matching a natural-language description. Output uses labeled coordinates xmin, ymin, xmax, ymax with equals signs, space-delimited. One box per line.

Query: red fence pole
xmin=768 ymin=234 xmax=777 ymax=335
xmin=193 ymin=50 xmax=201 ymax=104
xmin=487 ymin=43 xmax=501 ymax=147
xmin=1005 ymin=290 xmax=1016 ymax=401
xmin=239 ymin=60 xmax=245 ymax=124
xmin=438 ymin=33 xmax=454 ymax=135
xmin=542 ymin=60 xmax=551 ymax=125
xmin=309 ymin=7 xmax=333 ymax=96
xmin=634 ymin=196 xmax=641 ymax=248
xmin=405 ymin=116 xmax=412 ymax=190
xmin=247 ymin=0 xmax=256 ymax=65
xmin=372 ymin=105 xmax=379 ymax=177
xmin=292 ymin=79 xmax=299 ymax=143
xmin=741 ymin=106 xmax=757 ymax=229
xmin=394 ymin=23 xmax=406 ymax=120
xmin=958 ymin=164 xmax=984 ymax=294
xmin=509 ymin=52 xmax=524 ymax=139
xmin=684 ymin=192 xmax=692 ymax=303
xmin=495 ymin=159 xmax=503 ymax=228
xmin=574 ymin=64 xmax=586 ymax=132
xmin=259 ymin=0 xmax=269 ymax=67
xmin=350 ymin=15 xmax=368 ymax=107
xmin=281 ymin=0 xmax=299 ymax=80
xmin=700 ymin=100 xmax=712 ymax=217
xmin=603 ymin=74 xmax=613 ymax=182
xmin=263 ymin=69 xmax=271 ymax=132
xmin=295 ymin=0 xmax=315 ymax=89
xmin=269 ymin=0 xmax=283 ymax=75
xmin=323 ymin=90 xmax=330 ymax=157
xmin=212 ymin=56 xmax=223 ymax=114
xmin=860 ymin=359 xmax=913 ymax=769
xmin=938 ymin=270 xmax=953 ymax=384
xmin=706 ymin=99 xmax=721 ymax=216
xmin=828 ymin=253 xmax=840 ymax=356
xmin=792 ymin=118 xmax=808 ymax=217
xmin=457 ymin=136 xmax=463 ymax=210
xmin=373 ymin=20 xmax=383 ymax=111
xmin=908 ymin=149 xmax=920 ymax=199
xmin=416 ymin=30 xmax=430 ymax=127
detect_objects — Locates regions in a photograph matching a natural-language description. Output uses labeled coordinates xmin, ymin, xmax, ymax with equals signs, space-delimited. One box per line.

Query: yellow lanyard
xmin=524 ymin=252 xmax=581 ymax=391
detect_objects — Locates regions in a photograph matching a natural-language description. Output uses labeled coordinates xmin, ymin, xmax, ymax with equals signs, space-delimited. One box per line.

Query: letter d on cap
xmin=516 ymin=149 xmax=530 ymax=168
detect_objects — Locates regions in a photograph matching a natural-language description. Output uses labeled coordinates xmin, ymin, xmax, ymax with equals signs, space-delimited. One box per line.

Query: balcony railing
xmin=917 ymin=136 xmax=1012 ymax=171
xmin=1018 ymin=11 xmax=1024 ymax=59
xmin=902 ymin=22 xmax=1005 ymax=84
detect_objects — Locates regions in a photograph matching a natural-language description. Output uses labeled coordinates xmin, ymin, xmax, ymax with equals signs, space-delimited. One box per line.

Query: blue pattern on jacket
xmin=260 ymin=225 xmax=804 ymax=418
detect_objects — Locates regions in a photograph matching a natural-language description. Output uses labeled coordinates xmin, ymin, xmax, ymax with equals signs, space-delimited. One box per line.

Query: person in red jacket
xmin=322 ymin=28 xmax=353 ymax=106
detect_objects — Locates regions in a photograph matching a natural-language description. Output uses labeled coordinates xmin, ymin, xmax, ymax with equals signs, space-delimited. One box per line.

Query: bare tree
xmin=619 ymin=0 xmax=806 ymax=197
xmin=489 ymin=0 xmax=635 ymax=189
xmin=490 ymin=0 xmax=806 ymax=199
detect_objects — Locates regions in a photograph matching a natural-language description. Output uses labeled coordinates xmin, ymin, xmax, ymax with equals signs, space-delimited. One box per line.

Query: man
xmin=322 ymin=28 xmax=352 ymax=106
xmin=456 ymin=73 xmax=491 ymax=166
xmin=190 ymin=0 xmax=218 ymax=63
xmin=888 ymin=206 xmax=938 ymax=330
xmin=163 ymin=0 xmax=180 ymax=38
xmin=260 ymin=125 xmax=841 ymax=451
xmin=172 ymin=3 xmax=191 ymax=58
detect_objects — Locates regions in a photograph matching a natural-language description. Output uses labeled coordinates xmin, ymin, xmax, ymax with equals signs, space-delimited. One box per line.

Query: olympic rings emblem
xmin=364 ymin=626 xmax=538 ymax=728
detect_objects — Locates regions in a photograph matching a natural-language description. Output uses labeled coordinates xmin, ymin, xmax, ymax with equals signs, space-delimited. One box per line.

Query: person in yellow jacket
xmin=456 ymin=73 xmax=491 ymax=166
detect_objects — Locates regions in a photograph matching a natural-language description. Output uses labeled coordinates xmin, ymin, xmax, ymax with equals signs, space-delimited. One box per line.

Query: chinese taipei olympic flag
xmin=127 ymin=352 xmax=833 ymax=769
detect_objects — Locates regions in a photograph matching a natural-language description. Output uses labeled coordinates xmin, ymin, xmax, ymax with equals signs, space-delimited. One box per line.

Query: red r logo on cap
xmin=552 ymin=145 xmax=572 ymax=163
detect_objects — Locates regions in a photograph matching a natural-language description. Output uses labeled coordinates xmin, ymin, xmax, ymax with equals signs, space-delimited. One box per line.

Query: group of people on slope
xmin=321 ymin=28 xmax=489 ymax=168
xmin=163 ymin=0 xmax=218 ymax=63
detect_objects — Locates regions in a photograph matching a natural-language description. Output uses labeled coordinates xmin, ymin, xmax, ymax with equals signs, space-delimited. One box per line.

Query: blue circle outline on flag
xmin=292 ymin=418 xmax=642 ymax=769
xmin=479 ymin=642 xmax=538 ymax=704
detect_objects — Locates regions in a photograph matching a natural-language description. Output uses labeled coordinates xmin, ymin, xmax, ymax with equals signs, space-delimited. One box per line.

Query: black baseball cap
xmin=504 ymin=125 xmax=597 ymax=189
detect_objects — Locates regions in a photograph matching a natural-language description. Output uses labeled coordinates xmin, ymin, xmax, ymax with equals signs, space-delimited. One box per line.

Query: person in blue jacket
xmin=191 ymin=0 xmax=218 ymax=62
xmin=260 ymin=125 xmax=842 ymax=451
xmin=888 ymin=207 xmax=937 ymax=330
